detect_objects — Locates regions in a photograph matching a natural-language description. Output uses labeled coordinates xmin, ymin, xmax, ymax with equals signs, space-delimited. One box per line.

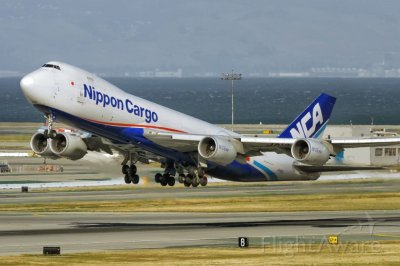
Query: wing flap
xmin=144 ymin=132 xmax=201 ymax=152
xmin=329 ymin=137 xmax=400 ymax=148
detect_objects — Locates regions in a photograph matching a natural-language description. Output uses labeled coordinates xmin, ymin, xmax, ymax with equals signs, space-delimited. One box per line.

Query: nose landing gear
xmin=43 ymin=113 xmax=57 ymax=139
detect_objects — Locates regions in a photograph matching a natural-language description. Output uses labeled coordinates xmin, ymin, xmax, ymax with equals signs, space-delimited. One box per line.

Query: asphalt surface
xmin=0 ymin=210 xmax=399 ymax=255
xmin=1 ymin=179 xmax=400 ymax=204
xmin=0 ymin=181 xmax=399 ymax=255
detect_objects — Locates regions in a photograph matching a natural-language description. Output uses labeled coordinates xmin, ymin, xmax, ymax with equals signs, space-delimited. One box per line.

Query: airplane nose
xmin=20 ymin=73 xmax=38 ymax=103
xmin=20 ymin=74 xmax=35 ymax=93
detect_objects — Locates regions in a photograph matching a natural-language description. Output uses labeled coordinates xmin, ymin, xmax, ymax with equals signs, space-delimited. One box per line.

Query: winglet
xmin=278 ymin=93 xmax=336 ymax=139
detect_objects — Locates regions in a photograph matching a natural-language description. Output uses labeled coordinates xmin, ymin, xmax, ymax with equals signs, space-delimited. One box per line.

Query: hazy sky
xmin=1 ymin=0 xmax=400 ymax=75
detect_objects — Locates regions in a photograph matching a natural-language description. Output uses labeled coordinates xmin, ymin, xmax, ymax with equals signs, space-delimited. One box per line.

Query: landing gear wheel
xmin=200 ymin=177 xmax=208 ymax=186
xmin=155 ymin=173 xmax=162 ymax=183
xmin=124 ymin=174 xmax=131 ymax=184
xmin=160 ymin=174 xmax=168 ymax=186
xmin=192 ymin=178 xmax=199 ymax=187
xmin=184 ymin=174 xmax=193 ymax=187
xmin=167 ymin=176 xmax=175 ymax=186
xmin=128 ymin=164 xmax=137 ymax=176
xmin=132 ymin=174 xmax=139 ymax=184
xmin=198 ymin=168 xmax=205 ymax=178
xmin=43 ymin=129 xmax=57 ymax=139
xmin=122 ymin=165 xmax=129 ymax=175
xmin=49 ymin=129 xmax=57 ymax=139
xmin=178 ymin=174 xmax=185 ymax=184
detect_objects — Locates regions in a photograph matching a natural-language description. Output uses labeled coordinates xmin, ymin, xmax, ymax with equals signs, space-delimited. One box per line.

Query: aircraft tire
xmin=122 ymin=165 xmax=129 ymax=175
xmin=128 ymin=164 xmax=137 ymax=175
xmin=160 ymin=178 xmax=168 ymax=186
xmin=124 ymin=174 xmax=131 ymax=184
xmin=200 ymin=177 xmax=208 ymax=186
xmin=184 ymin=174 xmax=193 ymax=187
xmin=155 ymin=173 xmax=162 ymax=183
xmin=192 ymin=178 xmax=199 ymax=187
xmin=132 ymin=174 xmax=139 ymax=184
xmin=178 ymin=174 xmax=185 ymax=183
xmin=167 ymin=177 xmax=175 ymax=186
xmin=49 ymin=130 xmax=57 ymax=139
xmin=160 ymin=174 xmax=169 ymax=186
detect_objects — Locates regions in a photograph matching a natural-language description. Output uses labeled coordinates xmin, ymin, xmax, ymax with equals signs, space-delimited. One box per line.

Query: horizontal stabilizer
xmin=294 ymin=164 xmax=383 ymax=173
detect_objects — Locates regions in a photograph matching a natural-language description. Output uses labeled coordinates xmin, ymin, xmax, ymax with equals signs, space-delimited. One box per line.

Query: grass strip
xmin=1 ymin=241 xmax=399 ymax=265
xmin=0 ymin=192 xmax=399 ymax=212
xmin=0 ymin=134 xmax=31 ymax=142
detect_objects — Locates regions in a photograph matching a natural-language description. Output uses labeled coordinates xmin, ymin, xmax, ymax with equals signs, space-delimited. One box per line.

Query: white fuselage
xmin=20 ymin=61 xmax=319 ymax=182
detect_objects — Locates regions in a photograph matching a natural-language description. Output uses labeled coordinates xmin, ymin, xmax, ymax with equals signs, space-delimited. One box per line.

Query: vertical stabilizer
xmin=278 ymin=93 xmax=336 ymax=139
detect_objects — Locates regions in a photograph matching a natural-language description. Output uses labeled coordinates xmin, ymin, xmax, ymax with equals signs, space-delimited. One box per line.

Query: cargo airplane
xmin=20 ymin=62 xmax=400 ymax=187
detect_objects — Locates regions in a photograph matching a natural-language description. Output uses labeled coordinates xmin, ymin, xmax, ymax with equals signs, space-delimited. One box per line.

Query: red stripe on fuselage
xmin=84 ymin=118 xmax=187 ymax=133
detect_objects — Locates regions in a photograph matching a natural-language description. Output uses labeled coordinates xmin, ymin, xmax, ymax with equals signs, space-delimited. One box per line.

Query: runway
xmin=1 ymin=181 xmax=400 ymax=255
xmin=1 ymin=178 xmax=400 ymax=205
xmin=0 ymin=210 xmax=399 ymax=255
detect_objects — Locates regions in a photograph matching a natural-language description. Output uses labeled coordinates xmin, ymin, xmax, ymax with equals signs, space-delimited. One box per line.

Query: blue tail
xmin=278 ymin=93 xmax=336 ymax=139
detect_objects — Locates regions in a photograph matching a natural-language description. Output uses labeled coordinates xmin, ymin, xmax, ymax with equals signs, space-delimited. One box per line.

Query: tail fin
xmin=278 ymin=93 xmax=336 ymax=139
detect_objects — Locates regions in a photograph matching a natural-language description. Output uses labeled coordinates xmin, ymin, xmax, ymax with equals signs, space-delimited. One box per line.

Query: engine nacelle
xmin=291 ymin=139 xmax=330 ymax=166
xmin=30 ymin=132 xmax=60 ymax=159
xmin=198 ymin=136 xmax=237 ymax=165
xmin=49 ymin=132 xmax=87 ymax=160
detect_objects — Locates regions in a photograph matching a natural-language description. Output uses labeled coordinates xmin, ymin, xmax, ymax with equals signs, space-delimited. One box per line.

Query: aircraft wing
xmin=145 ymin=131 xmax=400 ymax=155
xmin=241 ymin=136 xmax=400 ymax=152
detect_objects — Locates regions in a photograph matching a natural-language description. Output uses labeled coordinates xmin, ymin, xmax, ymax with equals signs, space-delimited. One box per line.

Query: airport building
xmin=323 ymin=125 xmax=400 ymax=166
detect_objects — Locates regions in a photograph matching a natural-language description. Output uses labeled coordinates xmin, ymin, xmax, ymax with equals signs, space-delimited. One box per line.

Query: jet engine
xmin=49 ymin=132 xmax=87 ymax=160
xmin=30 ymin=132 xmax=60 ymax=159
xmin=198 ymin=136 xmax=237 ymax=165
xmin=291 ymin=139 xmax=330 ymax=165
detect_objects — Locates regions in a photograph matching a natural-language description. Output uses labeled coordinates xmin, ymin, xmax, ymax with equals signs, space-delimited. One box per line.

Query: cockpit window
xmin=42 ymin=64 xmax=61 ymax=70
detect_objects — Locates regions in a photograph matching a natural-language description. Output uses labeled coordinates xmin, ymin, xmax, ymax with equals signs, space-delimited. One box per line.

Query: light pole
xmin=221 ymin=70 xmax=242 ymax=131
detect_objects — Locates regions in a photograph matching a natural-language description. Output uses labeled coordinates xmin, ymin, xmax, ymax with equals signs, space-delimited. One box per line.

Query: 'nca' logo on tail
xmin=278 ymin=93 xmax=336 ymax=139
xmin=289 ymin=103 xmax=324 ymax=138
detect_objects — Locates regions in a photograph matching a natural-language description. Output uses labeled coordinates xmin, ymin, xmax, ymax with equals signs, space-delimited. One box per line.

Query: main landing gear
xmin=154 ymin=173 xmax=175 ymax=187
xmin=178 ymin=173 xmax=208 ymax=188
xmin=121 ymin=156 xmax=208 ymax=188
xmin=154 ymin=159 xmax=176 ymax=187
xmin=154 ymin=166 xmax=208 ymax=188
xmin=122 ymin=164 xmax=139 ymax=184
xmin=122 ymin=154 xmax=140 ymax=185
